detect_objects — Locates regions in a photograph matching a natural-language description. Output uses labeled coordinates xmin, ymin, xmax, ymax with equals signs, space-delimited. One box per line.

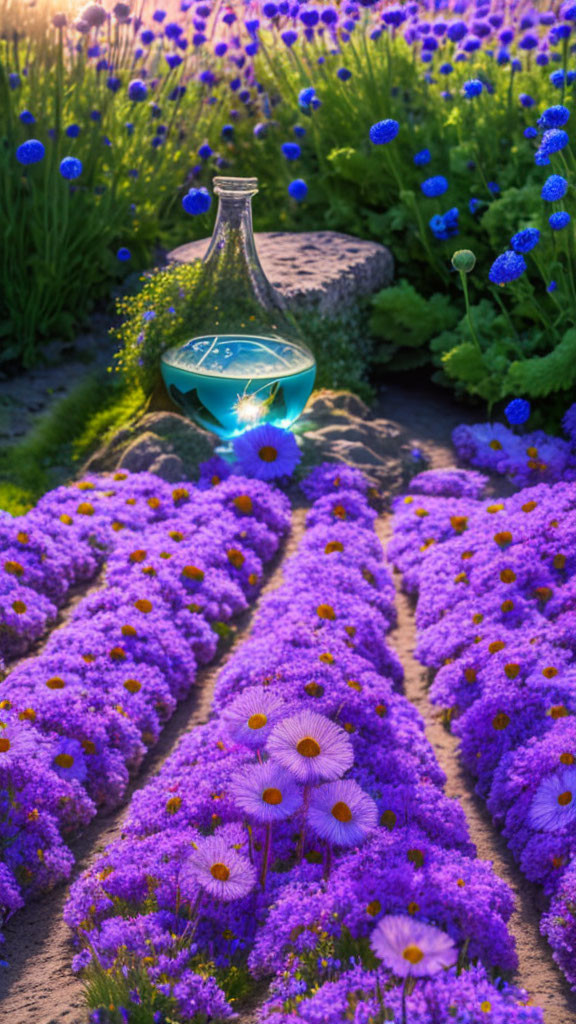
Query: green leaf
xmin=370 ymin=280 xmax=459 ymax=348
xmin=506 ymin=328 xmax=576 ymax=398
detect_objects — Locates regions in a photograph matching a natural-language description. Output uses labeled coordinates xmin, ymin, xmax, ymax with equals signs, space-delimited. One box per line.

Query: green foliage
xmin=507 ymin=328 xmax=576 ymax=398
xmin=370 ymin=280 xmax=460 ymax=354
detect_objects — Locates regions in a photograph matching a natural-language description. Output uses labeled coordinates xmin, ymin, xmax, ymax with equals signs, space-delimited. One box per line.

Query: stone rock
xmin=299 ymin=389 xmax=416 ymax=492
xmin=168 ymin=231 xmax=394 ymax=317
xmin=83 ymin=412 xmax=216 ymax=478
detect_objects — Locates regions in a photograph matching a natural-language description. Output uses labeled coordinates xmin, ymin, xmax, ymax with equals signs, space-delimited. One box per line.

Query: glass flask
xmin=161 ymin=176 xmax=316 ymax=439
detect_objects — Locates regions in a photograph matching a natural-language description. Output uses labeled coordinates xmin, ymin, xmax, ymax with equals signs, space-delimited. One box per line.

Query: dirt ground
xmin=1 ymin=383 xmax=574 ymax=1024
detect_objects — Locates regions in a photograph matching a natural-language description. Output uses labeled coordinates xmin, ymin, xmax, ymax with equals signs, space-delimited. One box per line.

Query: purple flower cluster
xmin=0 ymin=469 xmax=289 ymax=941
xmin=63 ymin=463 xmax=536 ymax=1022
xmin=390 ymin=465 xmax=576 ymax=989
xmin=452 ymin=405 xmax=576 ymax=486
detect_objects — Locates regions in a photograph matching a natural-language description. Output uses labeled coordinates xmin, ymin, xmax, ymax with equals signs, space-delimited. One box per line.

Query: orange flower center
xmin=46 ymin=677 xmax=65 ymax=689
xmin=12 ymin=601 xmax=26 ymax=614
xmin=134 ymin=599 xmax=153 ymax=613
xmin=227 ymin=549 xmax=245 ymax=568
xmin=210 ymin=862 xmax=230 ymax=881
xmin=262 ymin=787 xmax=283 ymax=805
xmin=234 ymin=495 xmax=253 ymax=514
xmin=317 ymin=604 xmax=336 ymax=620
xmin=0 ymin=737 xmax=10 ymax=753
xmin=331 ymin=801 xmax=352 ymax=823
xmin=54 ymin=753 xmax=74 ymax=769
xmin=248 ymin=713 xmax=267 ymax=730
xmin=402 ymin=944 xmax=424 ymax=965
xmin=558 ymin=790 xmax=573 ymax=806
xmin=182 ymin=565 xmax=205 ymax=581
xmin=297 ymin=736 xmax=321 ymax=758
xmin=259 ymin=445 xmax=278 ymax=463
xmin=325 ymin=541 xmax=344 ymax=554
xmin=124 ymin=679 xmax=142 ymax=694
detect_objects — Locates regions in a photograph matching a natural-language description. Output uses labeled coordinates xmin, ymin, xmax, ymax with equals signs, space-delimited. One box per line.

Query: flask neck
xmin=203 ymin=192 xmax=260 ymax=272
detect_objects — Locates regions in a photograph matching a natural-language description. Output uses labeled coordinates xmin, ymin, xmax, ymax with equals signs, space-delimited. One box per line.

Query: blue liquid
xmin=161 ymin=334 xmax=316 ymax=439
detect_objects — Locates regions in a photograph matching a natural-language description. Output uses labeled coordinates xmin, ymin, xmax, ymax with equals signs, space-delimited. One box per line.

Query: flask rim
xmin=213 ymin=176 xmax=258 ymax=197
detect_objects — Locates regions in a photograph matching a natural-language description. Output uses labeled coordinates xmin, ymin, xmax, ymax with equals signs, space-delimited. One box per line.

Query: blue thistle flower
xmin=489 ymin=251 xmax=527 ymax=285
xmin=288 ymin=178 xmax=308 ymax=201
xmin=463 ymin=78 xmax=483 ymax=97
xmin=198 ymin=143 xmax=213 ymax=159
xmin=510 ymin=228 xmax=540 ymax=253
xmin=19 ymin=110 xmax=35 ymax=124
xmin=549 ymin=211 xmax=571 ymax=229
xmin=369 ymin=119 xmax=400 ymax=145
xmin=182 ymin=187 xmax=212 ymax=215
xmin=541 ymin=174 xmax=568 ymax=201
xmin=16 ymin=139 xmax=45 ymax=165
xmin=504 ymin=398 xmax=531 ymax=425
xmin=281 ymin=142 xmax=301 ymax=161
xmin=128 ymin=79 xmax=148 ymax=102
xmin=337 ymin=68 xmax=352 ymax=81
xmin=281 ymin=30 xmax=298 ymax=47
xmin=548 ymin=280 xmax=558 ymax=292
xmin=106 ymin=76 xmax=121 ymax=92
xmin=66 ymin=124 xmax=81 ymax=138
xmin=539 ymin=129 xmax=569 ymax=156
xmin=8 ymin=72 xmax=21 ymax=89
xmin=413 ymin=148 xmax=431 ymax=166
xmin=117 ymin=247 xmax=131 ymax=261
xmin=421 ymin=175 xmax=448 ymax=197
xmin=524 ymin=126 xmax=538 ymax=139
xmin=141 ymin=29 xmax=155 ymax=44
xmin=298 ymin=86 xmax=317 ymax=109
xmin=59 ymin=156 xmax=83 ymax=180
xmin=538 ymin=104 xmax=570 ymax=129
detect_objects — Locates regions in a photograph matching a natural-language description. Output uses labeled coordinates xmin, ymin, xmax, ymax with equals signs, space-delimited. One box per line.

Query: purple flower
xmin=308 ymin=779 xmax=377 ymax=846
xmin=221 ymin=688 xmax=286 ymax=748
xmin=371 ymin=915 xmax=458 ymax=977
xmin=128 ymin=79 xmax=148 ymax=102
xmin=230 ymin=762 xmax=302 ymax=823
xmin=266 ymin=710 xmax=353 ymax=783
xmin=179 ymin=834 xmax=256 ymax=901
xmin=233 ymin=425 xmax=301 ymax=481
xmin=529 ymin=768 xmax=576 ymax=831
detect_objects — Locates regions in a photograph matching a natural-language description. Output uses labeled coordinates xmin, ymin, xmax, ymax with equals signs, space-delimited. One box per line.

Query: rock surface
xmin=168 ymin=231 xmax=394 ymax=316
xmin=299 ymin=389 xmax=414 ymax=491
xmin=83 ymin=411 xmax=216 ymax=480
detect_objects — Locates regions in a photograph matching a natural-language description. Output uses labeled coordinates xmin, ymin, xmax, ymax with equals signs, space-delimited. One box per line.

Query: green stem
xmin=460 ymin=270 xmax=482 ymax=353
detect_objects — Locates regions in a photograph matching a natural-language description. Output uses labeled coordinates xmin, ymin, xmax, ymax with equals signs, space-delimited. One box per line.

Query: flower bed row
xmin=0 ymin=469 xmax=290 ymax=943
xmin=389 ymin=466 xmax=576 ymax=989
xmin=65 ymin=463 xmax=541 ymax=1024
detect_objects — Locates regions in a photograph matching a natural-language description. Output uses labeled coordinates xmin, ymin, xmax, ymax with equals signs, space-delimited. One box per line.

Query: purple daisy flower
xmin=529 ymin=767 xmax=576 ymax=831
xmin=308 ymin=778 xmax=378 ymax=847
xmin=180 ymin=834 xmax=256 ymax=902
xmin=371 ymin=914 xmax=458 ymax=977
xmin=229 ymin=761 xmax=302 ymax=823
xmin=52 ymin=736 xmax=88 ymax=783
xmin=221 ymin=688 xmax=286 ymax=749
xmin=233 ymin=425 xmax=301 ymax=480
xmin=0 ymin=720 xmax=38 ymax=768
xmin=266 ymin=710 xmax=353 ymax=783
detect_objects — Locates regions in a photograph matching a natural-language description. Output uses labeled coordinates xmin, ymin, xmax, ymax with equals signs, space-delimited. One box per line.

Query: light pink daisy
xmin=266 ymin=710 xmax=354 ymax=784
xmin=221 ymin=688 xmax=286 ymax=749
xmin=370 ymin=914 xmax=457 ymax=978
xmin=229 ymin=761 xmax=302 ymax=824
xmin=529 ymin=767 xmax=576 ymax=831
xmin=180 ymin=834 xmax=256 ymax=902
xmin=308 ymin=779 xmax=377 ymax=847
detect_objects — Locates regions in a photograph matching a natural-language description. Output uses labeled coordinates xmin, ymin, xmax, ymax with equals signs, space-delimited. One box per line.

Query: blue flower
xmin=463 ymin=78 xmax=483 ymax=97
xmin=182 ymin=187 xmax=212 ymax=215
xmin=519 ymin=93 xmax=535 ymax=107
xmin=539 ymin=129 xmax=569 ymax=156
xmin=16 ymin=139 xmax=45 ymax=165
xmin=337 ymin=68 xmax=352 ymax=81
xmin=66 ymin=124 xmax=81 ymax=138
xmin=469 ymin=197 xmax=481 ymax=214
xmin=413 ymin=148 xmax=431 ymax=166
xmin=128 ymin=79 xmax=148 ymax=102
xmin=298 ymin=86 xmax=316 ymax=109
xmin=281 ymin=30 xmax=298 ymax=47
xmin=288 ymin=178 xmax=308 ymax=201
xmin=19 ymin=109 xmax=35 ymax=125
xmin=487 ymin=181 xmax=500 ymax=195
xmin=429 ymin=207 xmax=459 ymax=240
xmin=141 ymin=29 xmax=155 ymax=44
xmin=510 ymin=227 xmax=540 ymax=253
xmin=489 ymin=250 xmax=527 ymax=285
xmin=59 ymin=156 xmax=83 ymax=180
xmin=221 ymin=124 xmax=234 ymax=139
xmin=549 ymin=211 xmax=571 ymax=229
xmin=421 ymin=175 xmax=448 ymax=197
xmin=281 ymin=142 xmax=301 ymax=161
xmin=233 ymin=423 xmax=301 ymax=480
xmin=142 ymin=310 xmax=156 ymax=322
xmin=107 ymin=75 xmax=122 ymax=92
xmin=504 ymin=398 xmax=531 ymax=425
xmin=439 ymin=62 xmax=453 ymax=74
xmin=293 ymin=124 xmax=306 ymax=137
xmin=117 ymin=247 xmax=131 ymax=261
xmin=524 ymin=126 xmax=538 ymax=139
xmin=548 ymin=280 xmax=558 ymax=292
xmin=538 ymin=104 xmax=570 ymax=128
xmin=198 ymin=143 xmax=213 ymax=159
xmin=8 ymin=72 xmax=20 ymax=89
xmin=369 ymin=119 xmax=400 ymax=144
xmin=541 ymin=174 xmax=568 ymax=201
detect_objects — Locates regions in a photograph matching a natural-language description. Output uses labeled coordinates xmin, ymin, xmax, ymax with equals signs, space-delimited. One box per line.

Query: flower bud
xmin=451 ymin=249 xmax=476 ymax=273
